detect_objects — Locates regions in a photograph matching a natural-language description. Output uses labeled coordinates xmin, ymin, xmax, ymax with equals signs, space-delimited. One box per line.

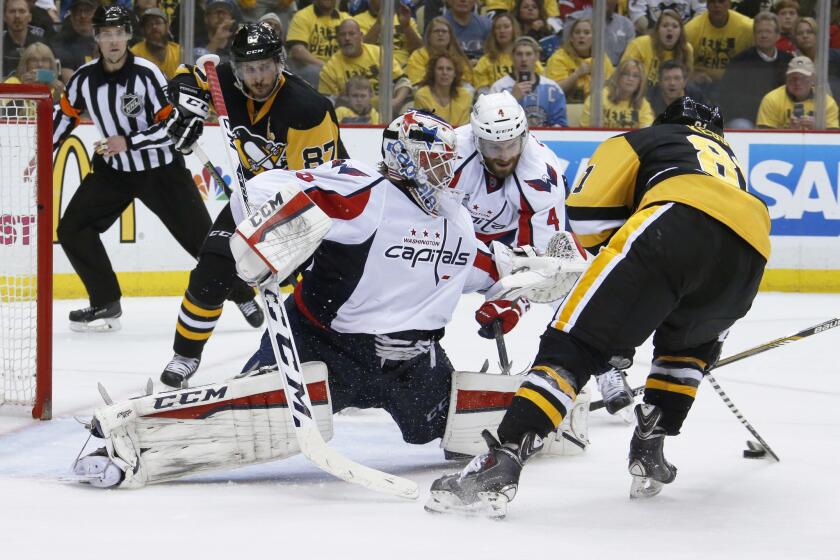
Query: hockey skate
xmin=596 ymin=368 xmax=635 ymax=415
xmin=425 ymin=430 xmax=542 ymax=519
xmin=69 ymin=301 xmax=122 ymax=332
xmin=628 ymin=404 xmax=677 ymax=499
xmin=236 ymin=299 xmax=265 ymax=328
xmin=160 ymin=354 xmax=201 ymax=388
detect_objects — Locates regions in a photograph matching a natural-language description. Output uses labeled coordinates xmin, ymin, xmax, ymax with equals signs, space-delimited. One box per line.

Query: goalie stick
xmin=590 ymin=317 xmax=840 ymax=411
xmin=195 ymin=55 xmax=418 ymax=500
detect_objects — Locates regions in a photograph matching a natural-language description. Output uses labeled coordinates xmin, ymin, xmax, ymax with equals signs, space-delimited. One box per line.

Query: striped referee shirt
xmin=53 ymin=52 xmax=176 ymax=172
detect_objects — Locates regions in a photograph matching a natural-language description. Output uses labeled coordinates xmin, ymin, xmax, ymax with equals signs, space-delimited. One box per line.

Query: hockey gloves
xmin=165 ymin=83 xmax=211 ymax=154
xmin=475 ymin=298 xmax=530 ymax=339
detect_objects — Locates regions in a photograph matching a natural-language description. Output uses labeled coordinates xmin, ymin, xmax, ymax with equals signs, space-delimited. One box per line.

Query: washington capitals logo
xmin=525 ymin=164 xmax=558 ymax=193
xmin=331 ymin=160 xmax=369 ymax=177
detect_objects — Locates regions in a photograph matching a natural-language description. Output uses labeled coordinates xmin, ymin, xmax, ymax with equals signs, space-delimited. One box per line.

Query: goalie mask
xmin=382 ymin=111 xmax=462 ymax=218
xmin=231 ymin=23 xmax=286 ymax=102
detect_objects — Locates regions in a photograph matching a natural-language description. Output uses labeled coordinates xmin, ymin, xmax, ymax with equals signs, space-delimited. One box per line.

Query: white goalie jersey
xmin=453 ymin=126 xmax=568 ymax=251
xmin=232 ymin=159 xmax=500 ymax=334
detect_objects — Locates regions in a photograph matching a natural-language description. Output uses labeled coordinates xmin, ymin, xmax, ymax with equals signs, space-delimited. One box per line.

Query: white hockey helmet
xmin=381 ymin=110 xmax=462 ymax=217
xmin=470 ymin=91 xmax=528 ymax=164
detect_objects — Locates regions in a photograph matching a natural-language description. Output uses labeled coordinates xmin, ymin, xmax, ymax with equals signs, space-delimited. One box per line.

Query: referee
xmin=53 ymin=6 xmax=241 ymax=332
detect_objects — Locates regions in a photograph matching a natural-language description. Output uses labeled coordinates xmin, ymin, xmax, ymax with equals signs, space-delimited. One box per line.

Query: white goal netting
xmin=0 ymin=96 xmax=45 ymax=413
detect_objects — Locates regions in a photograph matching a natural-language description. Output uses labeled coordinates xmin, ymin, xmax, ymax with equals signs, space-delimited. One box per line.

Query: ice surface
xmin=1 ymin=293 xmax=838 ymax=558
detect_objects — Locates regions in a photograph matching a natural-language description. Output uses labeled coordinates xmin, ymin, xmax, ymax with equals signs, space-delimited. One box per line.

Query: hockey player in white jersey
xmin=233 ymin=109 xmax=582 ymax=444
xmin=458 ymin=91 xmax=635 ymax=414
xmin=70 ymin=110 xmax=590 ymax=489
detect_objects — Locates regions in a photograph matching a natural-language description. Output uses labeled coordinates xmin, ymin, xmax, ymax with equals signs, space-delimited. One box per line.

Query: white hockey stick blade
xmin=298 ymin=426 xmax=419 ymax=499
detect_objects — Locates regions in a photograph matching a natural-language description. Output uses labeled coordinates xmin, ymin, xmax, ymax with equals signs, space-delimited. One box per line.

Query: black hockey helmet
xmin=654 ymin=96 xmax=724 ymax=134
xmin=93 ymin=5 xmax=133 ymax=35
xmin=231 ymin=23 xmax=284 ymax=63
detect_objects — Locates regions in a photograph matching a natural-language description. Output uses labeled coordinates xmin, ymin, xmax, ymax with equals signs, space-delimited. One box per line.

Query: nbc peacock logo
xmin=193 ymin=165 xmax=231 ymax=201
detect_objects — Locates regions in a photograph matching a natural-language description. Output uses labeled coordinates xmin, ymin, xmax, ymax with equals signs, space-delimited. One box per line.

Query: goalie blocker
xmin=71 ymin=367 xmax=589 ymax=488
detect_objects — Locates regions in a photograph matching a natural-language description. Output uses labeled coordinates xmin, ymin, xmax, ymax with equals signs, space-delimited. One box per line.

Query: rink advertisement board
xmin=48 ymin=126 xmax=840 ymax=296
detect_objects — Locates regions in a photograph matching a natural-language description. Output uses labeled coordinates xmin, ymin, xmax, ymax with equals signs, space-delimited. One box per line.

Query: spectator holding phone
xmin=2 ymin=42 xmax=64 ymax=103
xmin=413 ymin=52 xmax=472 ymax=126
xmin=580 ymin=58 xmax=654 ymax=128
xmin=546 ymin=18 xmax=614 ymax=103
xmin=474 ymin=13 xmax=545 ymax=94
xmin=756 ymin=56 xmax=839 ymax=129
xmin=491 ymin=36 xmax=567 ymax=126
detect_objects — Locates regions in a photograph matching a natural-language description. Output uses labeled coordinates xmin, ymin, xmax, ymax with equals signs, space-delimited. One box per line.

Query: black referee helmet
xmin=93 ymin=5 xmax=133 ymax=35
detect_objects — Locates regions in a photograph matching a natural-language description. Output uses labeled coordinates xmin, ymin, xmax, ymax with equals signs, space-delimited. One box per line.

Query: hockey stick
xmin=493 ymin=320 xmax=513 ymax=375
xmin=195 ymin=55 xmax=418 ymax=500
xmin=590 ymin=317 xmax=840 ymax=412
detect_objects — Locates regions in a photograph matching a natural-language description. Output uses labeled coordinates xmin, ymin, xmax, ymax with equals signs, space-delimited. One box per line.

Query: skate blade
xmin=424 ymin=490 xmax=508 ymax=519
xmin=70 ymin=318 xmax=121 ymax=333
xmin=630 ymin=475 xmax=665 ymax=499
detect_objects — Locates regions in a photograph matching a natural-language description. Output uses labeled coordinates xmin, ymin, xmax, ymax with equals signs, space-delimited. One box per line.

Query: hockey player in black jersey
xmin=160 ymin=23 xmax=346 ymax=388
xmin=426 ymin=97 xmax=771 ymax=518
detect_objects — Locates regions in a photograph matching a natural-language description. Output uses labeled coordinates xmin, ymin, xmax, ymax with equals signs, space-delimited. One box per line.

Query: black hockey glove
xmin=165 ymin=82 xmax=210 ymax=154
xmin=165 ymin=110 xmax=204 ymax=154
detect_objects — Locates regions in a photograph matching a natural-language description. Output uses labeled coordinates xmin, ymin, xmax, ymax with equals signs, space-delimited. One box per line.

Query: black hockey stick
xmin=493 ymin=320 xmax=513 ymax=375
xmin=590 ymin=317 xmax=840 ymax=411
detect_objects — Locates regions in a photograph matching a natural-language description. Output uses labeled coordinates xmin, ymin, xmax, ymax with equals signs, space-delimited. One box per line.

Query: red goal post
xmin=0 ymin=83 xmax=53 ymax=420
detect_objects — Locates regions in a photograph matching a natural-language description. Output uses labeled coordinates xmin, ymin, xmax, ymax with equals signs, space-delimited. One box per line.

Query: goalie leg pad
xmin=83 ymin=362 xmax=333 ymax=488
xmin=441 ymin=371 xmax=589 ymax=458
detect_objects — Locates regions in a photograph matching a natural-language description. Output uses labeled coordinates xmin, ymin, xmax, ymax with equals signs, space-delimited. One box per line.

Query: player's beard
xmin=485 ymin=154 xmax=521 ymax=179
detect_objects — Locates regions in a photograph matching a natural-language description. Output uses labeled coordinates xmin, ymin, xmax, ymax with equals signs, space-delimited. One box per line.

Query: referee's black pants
xmin=57 ymin=154 xmax=211 ymax=307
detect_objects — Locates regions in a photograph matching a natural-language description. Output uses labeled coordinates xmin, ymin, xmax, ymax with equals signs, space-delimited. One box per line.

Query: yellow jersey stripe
xmin=531 ymin=365 xmax=577 ymax=399
xmin=182 ymin=298 xmax=223 ymax=318
xmin=656 ymin=355 xmax=708 ymax=370
xmin=516 ymin=387 xmax=563 ymax=426
xmin=176 ymin=323 xmax=214 ymax=341
xmin=553 ymin=204 xmax=667 ymax=331
xmin=645 ymin=377 xmax=699 ymax=398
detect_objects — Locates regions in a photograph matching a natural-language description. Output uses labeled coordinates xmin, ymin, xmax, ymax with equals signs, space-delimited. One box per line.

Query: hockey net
xmin=0 ymin=84 xmax=53 ymax=419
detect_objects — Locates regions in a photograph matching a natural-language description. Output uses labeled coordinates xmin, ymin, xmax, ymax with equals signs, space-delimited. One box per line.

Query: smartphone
xmin=518 ymin=71 xmax=532 ymax=83
xmin=793 ymin=103 xmax=805 ymax=118
xmin=35 ymin=68 xmax=55 ymax=83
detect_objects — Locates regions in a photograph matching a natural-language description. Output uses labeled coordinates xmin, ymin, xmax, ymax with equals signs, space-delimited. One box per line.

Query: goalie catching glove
xmin=164 ymin=83 xmax=210 ymax=154
xmin=485 ymin=232 xmax=588 ymax=304
xmin=475 ymin=298 xmax=530 ymax=339
xmin=230 ymin=180 xmax=332 ymax=286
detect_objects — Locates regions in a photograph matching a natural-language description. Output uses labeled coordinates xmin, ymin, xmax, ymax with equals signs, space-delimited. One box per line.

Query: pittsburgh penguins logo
xmin=231 ymin=125 xmax=286 ymax=176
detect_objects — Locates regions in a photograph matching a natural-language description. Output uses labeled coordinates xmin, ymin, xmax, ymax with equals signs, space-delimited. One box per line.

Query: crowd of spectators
xmin=3 ymin=0 xmax=839 ymax=128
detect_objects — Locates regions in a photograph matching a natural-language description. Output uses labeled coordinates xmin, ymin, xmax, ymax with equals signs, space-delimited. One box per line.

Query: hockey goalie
xmin=71 ymin=111 xmax=591 ymax=489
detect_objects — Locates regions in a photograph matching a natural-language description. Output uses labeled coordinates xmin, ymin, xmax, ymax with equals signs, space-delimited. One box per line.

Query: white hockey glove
xmin=230 ymin=182 xmax=332 ymax=286
xmin=485 ymin=232 xmax=588 ymax=303
xmin=164 ymin=83 xmax=210 ymax=154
